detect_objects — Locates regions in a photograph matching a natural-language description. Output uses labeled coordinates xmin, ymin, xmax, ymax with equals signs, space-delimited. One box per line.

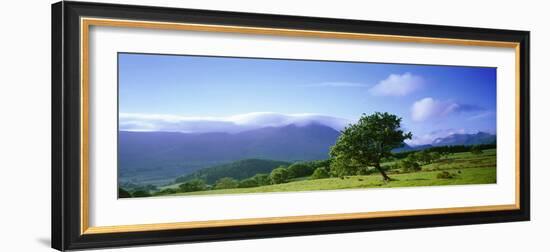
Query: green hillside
xmin=173 ymin=166 xmax=495 ymax=196
xmin=154 ymin=149 xmax=496 ymax=197
xmin=174 ymin=159 xmax=291 ymax=184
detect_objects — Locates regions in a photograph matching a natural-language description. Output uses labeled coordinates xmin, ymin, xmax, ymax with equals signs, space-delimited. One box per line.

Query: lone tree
xmin=330 ymin=112 xmax=412 ymax=181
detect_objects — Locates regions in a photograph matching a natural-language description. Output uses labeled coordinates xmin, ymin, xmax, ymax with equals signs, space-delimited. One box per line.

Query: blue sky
xmin=118 ymin=53 xmax=496 ymax=145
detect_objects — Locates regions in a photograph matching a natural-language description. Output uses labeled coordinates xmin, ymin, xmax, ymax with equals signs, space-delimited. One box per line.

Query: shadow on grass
xmin=405 ymin=178 xmax=429 ymax=181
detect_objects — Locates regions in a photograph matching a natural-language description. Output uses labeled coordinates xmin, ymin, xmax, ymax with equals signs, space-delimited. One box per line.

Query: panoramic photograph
xmin=117 ymin=53 xmax=497 ymax=198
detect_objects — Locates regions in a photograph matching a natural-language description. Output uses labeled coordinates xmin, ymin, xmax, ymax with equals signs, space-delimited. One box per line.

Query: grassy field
xmin=165 ymin=149 xmax=496 ymax=196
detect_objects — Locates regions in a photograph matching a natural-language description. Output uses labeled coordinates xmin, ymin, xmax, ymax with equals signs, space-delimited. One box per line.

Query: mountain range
xmin=119 ymin=123 xmax=495 ymax=185
xmin=119 ymin=123 xmax=340 ymax=185
xmin=394 ymin=132 xmax=496 ymax=152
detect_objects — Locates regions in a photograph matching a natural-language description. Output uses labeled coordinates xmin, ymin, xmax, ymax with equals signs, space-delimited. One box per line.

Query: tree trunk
xmin=375 ymin=163 xmax=391 ymax=181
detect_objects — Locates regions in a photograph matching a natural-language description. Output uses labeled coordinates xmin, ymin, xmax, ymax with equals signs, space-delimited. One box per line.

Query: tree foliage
xmin=330 ymin=155 xmax=360 ymax=178
xmin=251 ymin=173 xmax=271 ymax=186
xmin=400 ymin=159 xmax=421 ymax=172
xmin=310 ymin=167 xmax=330 ymax=180
xmin=392 ymin=144 xmax=496 ymax=159
xmin=270 ymin=167 xmax=290 ymax=184
xmin=175 ymin=159 xmax=291 ymax=184
xmin=287 ymin=163 xmax=316 ymax=178
xmin=118 ymin=187 xmax=132 ymax=198
xmin=238 ymin=178 xmax=259 ymax=188
xmin=430 ymin=152 xmax=441 ymax=162
xmin=418 ymin=150 xmax=432 ymax=164
xmin=214 ymin=177 xmax=239 ymax=189
xmin=470 ymin=145 xmax=483 ymax=155
xmin=131 ymin=190 xmax=152 ymax=198
xmin=156 ymin=188 xmax=177 ymax=195
xmin=179 ymin=179 xmax=207 ymax=192
xmin=330 ymin=112 xmax=412 ymax=181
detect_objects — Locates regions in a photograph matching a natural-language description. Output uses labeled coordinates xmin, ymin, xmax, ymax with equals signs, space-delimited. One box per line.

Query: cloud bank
xmin=119 ymin=112 xmax=352 ymax=133
xmin=369 ymin=73 xmax=424 ymax=96
xmin=411 ymin=97 xmax=483 ymax=122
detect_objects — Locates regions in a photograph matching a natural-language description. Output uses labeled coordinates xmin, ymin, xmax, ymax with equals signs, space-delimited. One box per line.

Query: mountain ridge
xmin=395 ymin=132 xmax=496 ymax=152
xmin=119 ymin=123 xmax=340 ymax=185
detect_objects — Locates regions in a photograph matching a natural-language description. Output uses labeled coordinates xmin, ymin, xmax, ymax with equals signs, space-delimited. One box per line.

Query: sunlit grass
xmin=167 ymin=149 xmax=496 ymax=196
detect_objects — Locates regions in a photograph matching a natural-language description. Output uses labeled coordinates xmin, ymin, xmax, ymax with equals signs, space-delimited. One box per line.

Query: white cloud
xmin=405 ymin=128 xmax=467 ymax=146
xmin=303 ymin=82 xmax=369 ymax=88
xmin=411 ymin=97 xmax=484 ymax=122
xmin=411 ymin=97 xmax=459 ymax=122
xmin=119 ymin=112 xmax=352 ymax=133
xmin=369 ymin=73 xmax=423 ymax=96
xmin=467 ymin=111 xmax=493 ymax=120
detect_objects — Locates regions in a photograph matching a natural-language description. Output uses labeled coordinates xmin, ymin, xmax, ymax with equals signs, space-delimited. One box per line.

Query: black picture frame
xmin=52 ymin=1 xmax=530 ymax=251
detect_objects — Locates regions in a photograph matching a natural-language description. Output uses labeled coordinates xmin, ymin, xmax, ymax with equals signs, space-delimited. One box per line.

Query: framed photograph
xmin=52 ymin=1 xmax=530 ymax=250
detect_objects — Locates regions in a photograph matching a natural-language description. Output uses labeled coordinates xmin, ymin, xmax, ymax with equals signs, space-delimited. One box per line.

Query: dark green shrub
xmin=270 ymin=167 xmax=290 ymax=184
xmin=310 ymin=167 xmax=330 ymax=180
xmin=470 ymin=145 xmax=483 ymax=155
xmin=419 ymin=150 xmax=432 ymax=164
xmin=238 ymin=178 xmax=259 ymax=188
xmin=407 ymin=152 xmax=419 ymax=163
xmin=179 ymin=179 xmax=207 ymax=192
xmin=431 ymin=152 xmax=441 ymax=162
xmin=156 ymin=188 xmax=177 ymax=195
xmin=252 ymin=173 xmax=271 ymax=186
xmin=401 ymin=159 xmax=421 ymax=172
xmin=436 ymin=171 xmax=456 ymax=179
xmin=118 ymin=188 xmax=132 ymax=198
xmin=132 ymin=190 xmax=151 ymax=197
xmin=287 ymin=163 xmax=315 ymax=178
xmin=214 ymin=177 xmax=239 ymax=189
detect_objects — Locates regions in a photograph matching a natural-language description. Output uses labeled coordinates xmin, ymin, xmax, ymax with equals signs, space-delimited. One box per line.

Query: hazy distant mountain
xmin=432 ymin=132 xmax=496 ymax=146
xmin=118 ymin=123 xmax=340 ymax=185
xmin=394 ymin=132 xmax=496 ymax=152
xmin=119 ymin=112 xmax=350 ymax=134
xmin=392 ymin=144 xmax=433 ymax=153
